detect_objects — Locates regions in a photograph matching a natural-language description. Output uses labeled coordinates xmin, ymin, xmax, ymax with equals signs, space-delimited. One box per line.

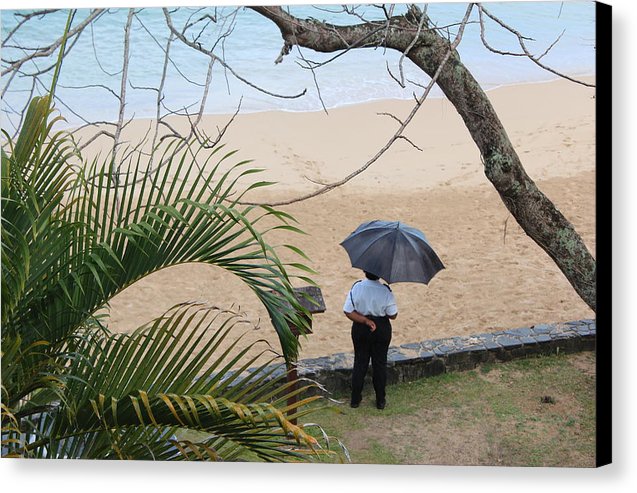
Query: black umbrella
xmin=340 ymin=220 xmax=445 ymax=284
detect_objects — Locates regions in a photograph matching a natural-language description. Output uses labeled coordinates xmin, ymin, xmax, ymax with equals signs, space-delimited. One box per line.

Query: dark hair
xmin=364 ymin=271 xmax=380 ymax=281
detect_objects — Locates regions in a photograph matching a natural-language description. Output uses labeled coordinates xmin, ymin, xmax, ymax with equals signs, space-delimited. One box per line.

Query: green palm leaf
xmin=4 ymin=100 xmax=312 ymax=357
xmin=12 ymin=304 xmax=338 ymax=461
xmin=2 ymin=87 xmax=343 ymax=461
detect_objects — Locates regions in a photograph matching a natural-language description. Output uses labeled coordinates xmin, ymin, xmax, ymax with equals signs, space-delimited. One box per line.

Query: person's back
xmin=345 ymin=278 xmax=397 ymax=319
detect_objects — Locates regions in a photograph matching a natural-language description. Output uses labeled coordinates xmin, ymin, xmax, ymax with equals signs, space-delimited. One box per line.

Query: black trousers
xmin=351 ymin=316 xmax=392 ymax=405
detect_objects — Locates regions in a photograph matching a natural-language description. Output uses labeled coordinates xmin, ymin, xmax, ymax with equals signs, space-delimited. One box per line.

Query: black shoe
xmin=350 ymin=401 xmax=360 ymax=408
xmin=376 ymin=400 xmax=386 ymax=410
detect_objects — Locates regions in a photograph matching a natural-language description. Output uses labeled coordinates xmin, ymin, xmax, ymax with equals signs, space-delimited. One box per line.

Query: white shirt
xmin=343 ymin=279 xmax=398 ymax=317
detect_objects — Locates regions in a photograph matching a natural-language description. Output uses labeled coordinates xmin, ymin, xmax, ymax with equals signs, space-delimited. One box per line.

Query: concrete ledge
xmin=294 ymin=319 xmax=596 ymax=396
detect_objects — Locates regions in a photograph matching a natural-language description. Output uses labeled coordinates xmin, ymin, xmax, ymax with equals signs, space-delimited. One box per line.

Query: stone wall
xmin=293 ymin=319 xmax=596 ymax=396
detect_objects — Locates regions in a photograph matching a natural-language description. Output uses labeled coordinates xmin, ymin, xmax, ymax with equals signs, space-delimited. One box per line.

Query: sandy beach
xmin=104 ymin=77 xmax=596 ymax=362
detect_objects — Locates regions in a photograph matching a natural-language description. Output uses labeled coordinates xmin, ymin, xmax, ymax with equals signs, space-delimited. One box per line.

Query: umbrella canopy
xmin=340 ymin=220 xmax=445 ymax=284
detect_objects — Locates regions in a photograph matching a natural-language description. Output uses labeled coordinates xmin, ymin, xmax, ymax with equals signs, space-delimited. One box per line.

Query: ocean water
xmin=1 ymin=2 xmax=596 ymax=130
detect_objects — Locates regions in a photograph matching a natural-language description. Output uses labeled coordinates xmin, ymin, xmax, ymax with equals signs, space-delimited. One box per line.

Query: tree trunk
xmin=251 ymin=6 xmax=596 ymax=312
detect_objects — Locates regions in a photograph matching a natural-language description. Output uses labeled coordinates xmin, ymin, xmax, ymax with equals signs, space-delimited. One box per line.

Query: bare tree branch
xmin=134 ymin=11 xmax=205 ymax=87
xmin=477 ymin=3 xmax=594 ymax=88
xmin=2 ymin=9 xmax=60 ymax=47
xmin=147 ymin=32 xmax=175 ymax=171
xmin=294 ymin=46 xmax=329 ymax=114
xmin=196 ymin=97 xmax=242 ymax=150
xmin=110 ymin=9 xmax=135 ymax=174
xmin=89 ymin=19 xmax=122 ymax=77
xmin=163 ymin=8 xmax=307 ymax=101
xmin=58 ymin=82 xmax=121 ymax=101
xmin=1 ymin=9 xmax=105 ymax=77
xmin=387 ymin=3 xmax=428 ymax=88
xmin=377 ymin=111 xmax=404 ymax=126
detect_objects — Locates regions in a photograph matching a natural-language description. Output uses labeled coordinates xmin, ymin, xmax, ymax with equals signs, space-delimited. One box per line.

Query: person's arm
xmin=344 ymin=310 xmax=376 ymax=332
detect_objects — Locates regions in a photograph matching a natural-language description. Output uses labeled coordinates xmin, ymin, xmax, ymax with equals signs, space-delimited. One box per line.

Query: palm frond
xmin=11 ymin=304 xmax=340 ymax=461
xmin=4 ymin=126 xmax=312 ymax=360
xmin=2 ymin=81 xmax=335 ymax=461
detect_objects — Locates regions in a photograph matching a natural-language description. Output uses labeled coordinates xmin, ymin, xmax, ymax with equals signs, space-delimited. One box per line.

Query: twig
xmin=2 ymin=9 xmax=60 ymax=47
xmin=396 ymin=135 xmax=423 ymax=152
xmin=133 ymin=10 xmax=205 ymax=87
xmin=503 ymin=216 xmax=510 ymax=244
xmin=58 ymin=82 xmax=120 ymax=101
xmin=294 ymin=46 xmax=328 ymax=114
xmin=133 ymin=27 xmax=175 ymax=172
xmin=1 ymin=9 xmax=104 ymax=77
xmin=90 ymin=20 xmax=122 ymax=77
xmin=377 ymin=111 xmax=404 ymax=126
xmin=477 ymin=4 xmax=594 ymax=88
xmin=389 ymin=4 xmax=428 ymax=88
xmin=7 ymin=33 xmax=82 ymax=79
xmin=163 ymin=8 xmax=307 ymax=100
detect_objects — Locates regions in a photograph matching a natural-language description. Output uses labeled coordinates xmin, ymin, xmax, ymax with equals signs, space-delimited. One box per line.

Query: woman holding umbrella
xmin=341 ymin=220 xmax=445 ymax=410
xmin=343 ymin=271 xmax=398 ymax=410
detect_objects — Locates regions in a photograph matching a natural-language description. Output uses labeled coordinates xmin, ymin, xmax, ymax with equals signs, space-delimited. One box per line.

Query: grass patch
xmin=356 ymin=439 xmax=401 ymax=465
xmin=299 ymin=351 xmax=596 ymax=467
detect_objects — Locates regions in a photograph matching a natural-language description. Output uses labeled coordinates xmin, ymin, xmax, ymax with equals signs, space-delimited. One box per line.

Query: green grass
xmin=299 ymin=351 xmax=596 ymax=467
xmin=359 ymin=440 xmax=401 ymax=464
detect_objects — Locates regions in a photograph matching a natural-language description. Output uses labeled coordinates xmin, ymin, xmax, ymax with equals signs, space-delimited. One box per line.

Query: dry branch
xmin=476 ymin=4 xmax=594 ymax=88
